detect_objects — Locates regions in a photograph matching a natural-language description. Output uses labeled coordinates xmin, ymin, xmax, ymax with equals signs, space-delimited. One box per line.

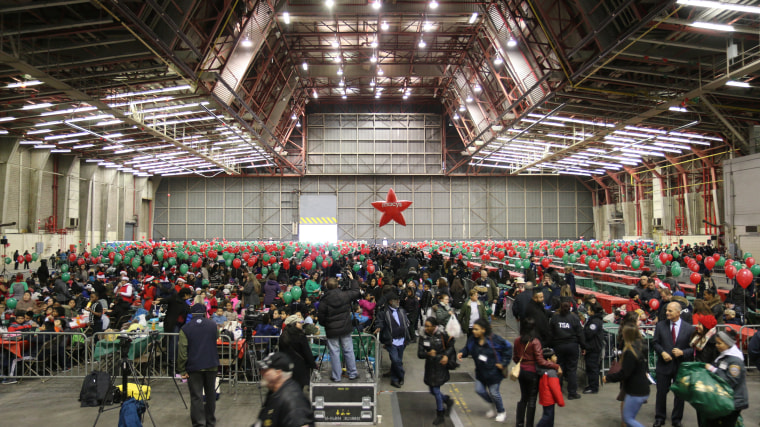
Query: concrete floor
xmin=1 ymin=317 xmax=757 ymax=427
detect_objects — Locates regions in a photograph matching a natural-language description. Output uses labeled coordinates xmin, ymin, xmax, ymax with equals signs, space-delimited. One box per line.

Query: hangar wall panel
xmin=153 ymin=176 xmax=594 ymax=242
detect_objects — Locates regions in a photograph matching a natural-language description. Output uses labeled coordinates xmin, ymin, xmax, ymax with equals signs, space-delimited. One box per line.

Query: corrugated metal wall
xmin=153 ymin=175 xmax=594 ymax=241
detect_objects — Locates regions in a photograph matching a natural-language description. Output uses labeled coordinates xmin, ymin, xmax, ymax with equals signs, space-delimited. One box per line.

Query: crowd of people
xmin=0 ymin=240 xmax=755 ymax=427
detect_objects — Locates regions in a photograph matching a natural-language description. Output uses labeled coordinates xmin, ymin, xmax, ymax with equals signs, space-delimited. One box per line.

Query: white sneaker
xmin=485 ymin=409 xmax=496 ymax=418
xmin=494 ymin=412 xmax=507 ymax=422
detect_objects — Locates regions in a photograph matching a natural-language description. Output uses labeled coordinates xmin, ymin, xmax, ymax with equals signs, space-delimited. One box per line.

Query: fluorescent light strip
xmin=104 ymin=84 xmax=191 ymax=100
xmin=45 ymin=132 xmax=89 ymax=140
xmin=22 ymin=103 xmax=53 ymax=110
xmin=40 ymin=106 xmax=96 ymax=116
xmin=690 ymin=21 xmax=735 ymax=31
xmin=50 ymin=149 xmax=71 ymax=153
xmin=108 ymin=96 xmax=174 ymax=108
xmin=677 ymin=0 xmax=760 ymax=14
xmin=5 ymin=80 xmax=43 ymax=88
xmin=0 ymin=117 xmax=16 ymax=122
xmin=73 ymin=144 xmax=95 ymax=149
xmin=527 ymin=113 xmax=616 ymax=127
xmin=726 ymin=80 xmax=750 ymax=88
xmin=520 ymin=118 xmax=565 ymax=127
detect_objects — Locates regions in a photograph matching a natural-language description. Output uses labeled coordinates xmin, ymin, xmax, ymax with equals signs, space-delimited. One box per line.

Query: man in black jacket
xmin=256 ymin=352 xmax=315 ymax=427
xmin=582 ymin=303 xmax=605 ymax=394
xmin=317 ymin=272 xmax=360 ymax=382
xmin=179 ymin=303 xmax=220 ymax=427
xmin=374 ymin=294 xmax=411 ymax=388
xmin=524 ymin=288 xmax=551 ymax=346
xmin=653 ymin=301 xmax=695 ymax=427
xmin=158 ymin=287 xmax=193 ymax=373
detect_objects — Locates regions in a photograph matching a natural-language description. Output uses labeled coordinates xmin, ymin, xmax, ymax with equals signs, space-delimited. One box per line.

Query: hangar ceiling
xmin=0 ymin=0 xmax=758 ymax=178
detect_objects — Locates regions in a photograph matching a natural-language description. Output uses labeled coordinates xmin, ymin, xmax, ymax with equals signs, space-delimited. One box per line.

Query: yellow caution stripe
xmin=300 ymin=217 xmax=337 ymax=224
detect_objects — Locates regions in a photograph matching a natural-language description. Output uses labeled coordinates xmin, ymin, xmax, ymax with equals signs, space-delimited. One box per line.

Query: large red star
xmin=371 ymin=188 xmax=413 ymax=227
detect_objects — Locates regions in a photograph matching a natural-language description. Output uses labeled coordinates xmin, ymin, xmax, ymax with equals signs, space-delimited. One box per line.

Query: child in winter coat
xmin=537 ymin=347 xmax=564 ymax=427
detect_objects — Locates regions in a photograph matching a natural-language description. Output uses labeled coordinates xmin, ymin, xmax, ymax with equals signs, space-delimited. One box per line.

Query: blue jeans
xmin=622 ymin=394 xmax=648 ymax=427
xmin=475 ymin=379 xmax=504 ymax=413
xmin=327 ymin=334 xmax=358 ymax=382
xmin=429 ymin=386 xmax=447 ymax=411
xmin=536 ymin=404 xmax=555 ymax=427
xmin=385 ymin=344 xmax=405 ymax=382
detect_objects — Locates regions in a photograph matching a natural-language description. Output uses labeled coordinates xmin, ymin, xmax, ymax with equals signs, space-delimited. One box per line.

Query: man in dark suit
xmin=652 ymin=301 xmax=695 ymax=427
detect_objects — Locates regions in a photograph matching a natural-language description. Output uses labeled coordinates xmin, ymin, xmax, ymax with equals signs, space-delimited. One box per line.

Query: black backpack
xmin=79 ymin=370 xmax=116 ymax=407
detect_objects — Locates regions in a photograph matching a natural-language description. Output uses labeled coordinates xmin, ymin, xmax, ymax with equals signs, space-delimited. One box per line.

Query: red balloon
xmin=283 ymin=259 xmax=290 ymax=270
xmin=599 ymin=258 xmax=610 ymax=271
xmin=232 ymin=258 xmax=241 ymax=269
xmin=659 ymin=252 xmax=669 ymax=263
xmin=367 ymin=264 xmax=376 ymax=274
xmin=588 ymin=259 xmax=598 ymax=271
xmin=690 ymin=272 xmax=701 ymax=284
xmin=746 ymin=257 xmax=755 ymax=268
xmin=712 ymin=253 xmax=720 ymax=261
xmin=737 ymin=268 xmax=753 ymax=289
xmin=24 ymin=254 xmax=32 ymax=263
xmin=541 ymin=258 xmax=551 ymax=269
xmin=688 ymin=262 xmax=700 ymax=273
xmin=704 ymin=257 xmax=716 ymax=270
xmin=77 ymin=258 xmax=85 ymax=266
xmin=649 ymin=299 xmax=660 ymax=311
xmin=624 ymin=255 xmax=633 ymax=267
xmin=610 ymin=262 xmax=618 ymax=271
xmin=137 ymin=266 xmax=143 ymax=273
xmin=69 ymin=253 xmax=77 ymax=262
xmin=696 ymin=255 xmax=703 ymax=262
xmin=725 ymin=264 xmax=737 ymax=279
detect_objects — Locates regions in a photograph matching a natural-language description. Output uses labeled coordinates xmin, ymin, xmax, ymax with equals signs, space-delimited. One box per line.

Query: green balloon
xmin=273 ymin=263 xmax=280 ymax=271
xmin=744 ymin=252 xmax=753 ymax=260
xmin=316 ymin=256 xmax=323 ymax=265
xmin=283 ymin=291 xmax=293 ymax=304
xmin=114 ymin=254 xmax=122 ymax=264
xmin=261 ymin=267 xmax=269 ymax=276
xmin=61 ymin=272 xmax=70 ymax=282
xmin=168 ymin=257 xmax=177 ymax=266
xmin=31 ymin=253 xmax=38 ymax=262
xmin=671 ymin=263 xmax=682 ymax=277
xmin=631 ymin=259 xmax=641 ymax=270
xmin=654 ymin=259 xmax=663 ymax=268
xmin=717 ymin=257 xmax=726 ymax=267
xmin=179 ymin=264 xmax=189 ymax=274
xmin=60 ymin=263 xmax=69 ymax=273
xmin=522 ymin=259 xmax=531 ymax=269
xmin=6 ymin=298 xmax=17 ymax=309
xmin=751 ymin=264 xmax=760 ymax=277
xmin=144 ymin=255 xmax=153 ymax=265
xmin=156 ymin=250 xmax=164 ymax=261
xmin=291 ymin=286 xmax=302 ymax=300
xmin=131 ymin=258 xmax=140 ymax=268
xmin=225 ymin=259 xmax=232 ymax=267
xmin=191 ymin=254 xmax=199 ymax=263
xmin=202 ymin=279 xmax=209 ymax=287
xmin=353 ymin=263 xmax=361 ymax=272
xmin=733 ymin=261 xmax=742 ymax=270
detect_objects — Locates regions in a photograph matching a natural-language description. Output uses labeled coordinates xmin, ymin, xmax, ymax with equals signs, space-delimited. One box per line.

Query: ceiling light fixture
xmin=371 ymin=39 xmax=378 ymax=48
xmin=453 ymin=113 xmax=460 ymax=120
xmin=282 ymin=11 xmax=290 ymax=24
xmin=669 ymin=106 xmax=688 ymax=112
xmin=312 ymin=89 xmax=318 ymax=98
xmin=726 ymin=80 xmax=750 ymax=88
xmin=291 ymin=113 xmax=298 ymax=120
xmin=418 ymin=38 xmax=426 ymax=48
xmin=466 ymin=95 xmax=473 ymax=103
xmin=0 ymin=116 xmax=16 ymax=122
xmin=430 ymin=0 xmax=439 ymax=9
xmin=22 ymin=102 xmax=53 ymax=110
xmin=370 ymin=79 xmax=376 ymax=87
xmin=469 ymin=12 xmax=478 ymax=24
xmin=339 ymin=79 xmax=345 ymax=87
xmin=381 ymin=21 xmax=389 ymax=30
xmin=473 ymin=84 xmax=482 ymax=93
xmin=494 ymin=56 xmax=503 ymax=66
xmin=296 ymin=121 xmax=302 ymax=127
xmin=690 ymin=21 xmax=735 ymax=31
xmin=337 ymin=67 xmax=343 ymax=75
xmin=372 ymin=0 xmax=381 ymax=10
xmin=459 ymin=104 xmax=466 ymax=112
xmin=5 ymin=80 xmax=43 ymax=89
xmin=676 ymin=0 xmax=760 ymax=14
xmin=241 ymin=36 xmax=253 ymax=47
xmin=377 ymin=67 xmax=384 ymax=76
xmin=302 ymin=61 xmax=308 ymax=71
xmin=104 ymin=85 xmax=190 ymax=99
xmin=370 ymin=53 xmax=377 ymax=63
xmin=332 ymin=39 xmax=340 ymax=49
xmin=507 ymin=38 xmax=517 ymax=47
xmin=423 ymin=21 xmax=433 ymax=31
xmin=325 ymin=0 xmax=334 ymax=8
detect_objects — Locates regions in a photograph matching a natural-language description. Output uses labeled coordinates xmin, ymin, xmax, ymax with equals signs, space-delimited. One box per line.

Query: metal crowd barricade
xmin=504 ymin=296 xmax=519 ymax=331
xmin=0 ymin=330 xmax=89 ymax=382
xmin=90 ymin=330 xmax=178 ymax=380
xmin=600 ymin=324 xmax=657 ymax=376
xmin=736 ymin=324 xmax=759 ymax=369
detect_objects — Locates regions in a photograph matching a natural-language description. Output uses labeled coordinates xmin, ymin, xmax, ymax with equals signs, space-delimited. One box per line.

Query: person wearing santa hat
xmin=690 ymin=314 xmax=719 ymax=363
xmin=141 ymin=276 xmax=157 ymax=311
